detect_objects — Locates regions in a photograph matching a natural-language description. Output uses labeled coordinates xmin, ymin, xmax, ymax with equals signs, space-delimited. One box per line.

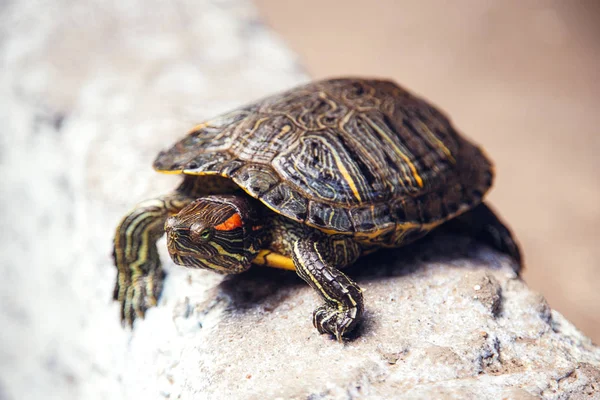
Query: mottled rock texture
xmin=0 ymin=0 xmax=598 ymax=399
xmin=133 ymin=235 xmax=600 ymax=399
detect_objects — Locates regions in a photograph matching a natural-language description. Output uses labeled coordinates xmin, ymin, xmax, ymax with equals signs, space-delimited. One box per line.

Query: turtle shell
xmin=154 ymin=78 xmax=492 ymax=246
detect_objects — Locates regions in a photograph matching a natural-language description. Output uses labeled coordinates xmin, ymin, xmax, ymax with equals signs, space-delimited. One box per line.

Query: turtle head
xmin=165 ymin=195 xmax=262 ymax=274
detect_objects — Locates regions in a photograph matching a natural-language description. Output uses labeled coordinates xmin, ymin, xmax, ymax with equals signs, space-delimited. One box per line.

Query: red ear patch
xmin=214 ymin=213 xmax=243 ymax=231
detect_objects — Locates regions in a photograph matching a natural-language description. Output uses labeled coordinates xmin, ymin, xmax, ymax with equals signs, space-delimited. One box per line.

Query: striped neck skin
xmin=165 ymin=195 xmax=263 ymax=274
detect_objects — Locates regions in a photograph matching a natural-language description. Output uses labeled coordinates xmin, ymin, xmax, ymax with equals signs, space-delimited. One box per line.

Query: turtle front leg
xmin=293 ymin=235 xmax=363 ymax=341
xmin=113 ymin=193 xmax=192 ymax=326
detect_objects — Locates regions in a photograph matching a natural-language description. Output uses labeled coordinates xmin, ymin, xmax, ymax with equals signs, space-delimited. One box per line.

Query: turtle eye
xmin=190 ymin=224 xmax=212 ymax=241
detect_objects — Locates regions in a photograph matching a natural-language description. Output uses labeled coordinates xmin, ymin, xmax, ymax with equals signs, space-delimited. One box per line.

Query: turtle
xmin=113 ymin=78 xmax=521 ymax=340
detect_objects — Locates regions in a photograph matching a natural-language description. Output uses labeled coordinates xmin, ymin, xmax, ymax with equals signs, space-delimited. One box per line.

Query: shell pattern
xmin=154 ymin=79 xmax=492 ymax=246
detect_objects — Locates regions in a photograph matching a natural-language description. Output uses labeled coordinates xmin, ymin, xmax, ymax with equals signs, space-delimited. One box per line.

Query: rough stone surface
xmin=1 ymin=1 xmax=599 ymax=399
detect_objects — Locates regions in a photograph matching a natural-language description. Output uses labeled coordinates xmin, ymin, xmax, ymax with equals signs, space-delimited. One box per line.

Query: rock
xmin=134 ymin=235 xmax=600 ymax=399
xmin=1 ymin=0 xmax=599 ymax=399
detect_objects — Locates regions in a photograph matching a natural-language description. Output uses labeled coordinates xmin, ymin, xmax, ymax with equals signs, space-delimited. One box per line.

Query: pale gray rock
xmin=0 ymin=0 xmax=598 ymax=399
xmin=143 ymin=235 xmax=600 ymax=400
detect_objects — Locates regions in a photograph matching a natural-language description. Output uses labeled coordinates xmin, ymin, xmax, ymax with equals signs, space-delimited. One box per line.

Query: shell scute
xmin=350 ymin=204 xmax=394 ymax=234
xmin=231 ymin=165 xmax=279 ymax=198
xmin=307 ymin=201 xmax=354 ymax=233
xmin=153 ymin=78 xmax=494 ymax=242
xmin=260 ymin=183 xmax=308 ymax=222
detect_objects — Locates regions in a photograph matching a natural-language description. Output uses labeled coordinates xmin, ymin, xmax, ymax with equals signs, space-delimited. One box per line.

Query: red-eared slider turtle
xmin=113 ymin=78 xmax=521 ymax=340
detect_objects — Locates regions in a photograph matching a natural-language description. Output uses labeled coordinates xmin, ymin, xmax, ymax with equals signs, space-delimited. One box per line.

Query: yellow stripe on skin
xmin=293 ymin=242 xmax=343 ymax=310
xmin=252 ymin=249 xmax=296 ymax=271
xmin=123 ymin=202 xmax=164 ymax=271
xmin=210 ymin=241 xmax=247 ymax=262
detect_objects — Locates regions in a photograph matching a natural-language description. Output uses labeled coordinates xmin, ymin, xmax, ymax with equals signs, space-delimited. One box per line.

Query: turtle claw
xmin=313 ymin=304 xmax=359 ymax=342
xmin=115 ymin=270 xmax=165 ymax=328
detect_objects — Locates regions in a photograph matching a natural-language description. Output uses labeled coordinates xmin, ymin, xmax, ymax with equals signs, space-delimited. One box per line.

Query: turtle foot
xmin=313 ymin=303 xmax=360 ymax=342
xmin=114 ymin=269 xmax=165 ymax=327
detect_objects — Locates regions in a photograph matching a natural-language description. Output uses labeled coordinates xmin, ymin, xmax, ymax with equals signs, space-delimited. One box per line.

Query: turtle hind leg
xmin=445 ymin=202 xmax=523 ymax=273
xmin=292 ymin=235 xmax=363 ymax=341
xmin=113 ymin=193 xmax=192 ymax=327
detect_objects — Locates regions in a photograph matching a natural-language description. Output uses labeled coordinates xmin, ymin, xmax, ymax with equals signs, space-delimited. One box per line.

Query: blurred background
xmin=254 ymin=0 xmax=600 ymax=342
